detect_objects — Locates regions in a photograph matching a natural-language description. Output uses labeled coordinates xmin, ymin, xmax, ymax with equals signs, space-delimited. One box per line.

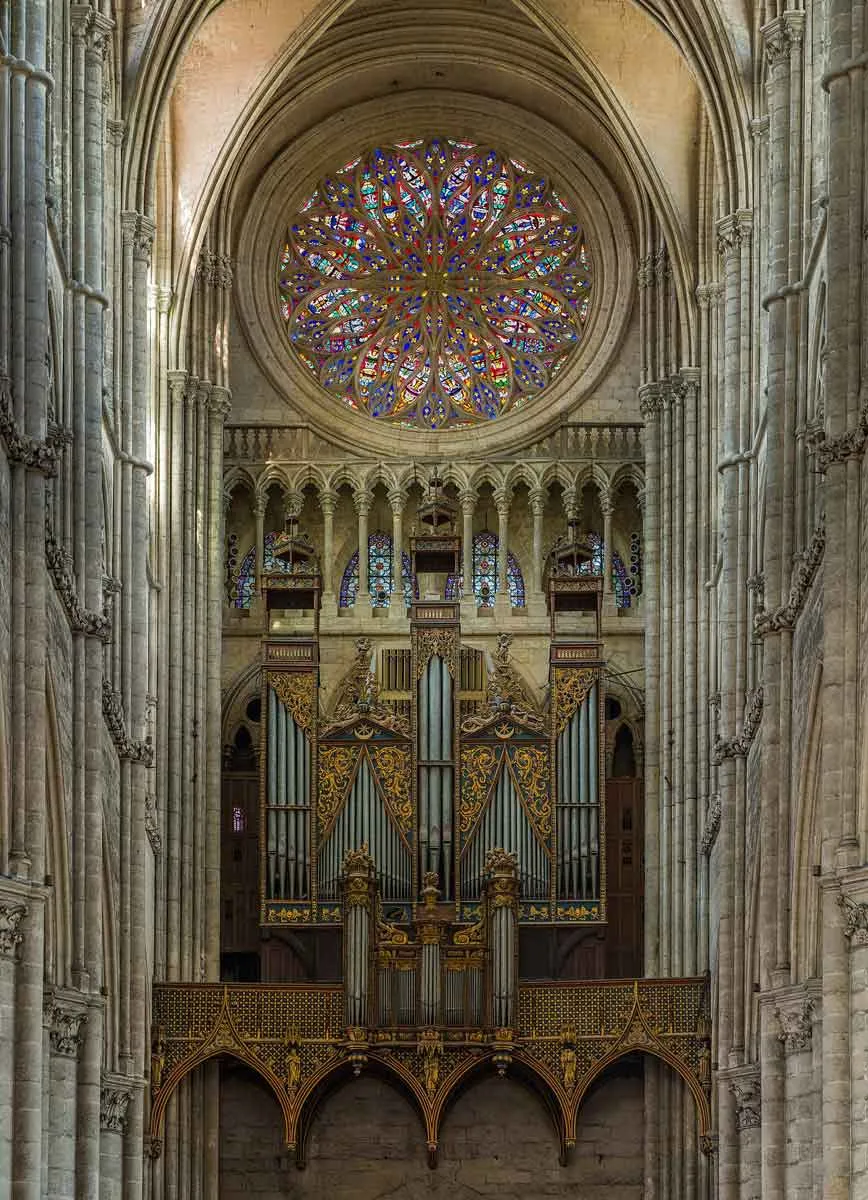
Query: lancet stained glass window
xmin=339 ymin=532 xmax=414 ymax=609
xmin=230 ymin=531 xmax=297 ymax=609
xmin=279 ymin=138 xmax=593 ymax=429
xmin=575 ymin=531 xmax=633 ymax=609
xmin=445 ymin=532 xmax=525 ymax=608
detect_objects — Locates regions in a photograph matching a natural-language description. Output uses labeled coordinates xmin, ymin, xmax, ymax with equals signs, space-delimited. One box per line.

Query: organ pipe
xmin=418 ymin=656 xmax=454 ymax=897
xmin=265 ymin=685 xmax=311 ymax=900
xmin=556 ymin=682 xmax=600 ymax=899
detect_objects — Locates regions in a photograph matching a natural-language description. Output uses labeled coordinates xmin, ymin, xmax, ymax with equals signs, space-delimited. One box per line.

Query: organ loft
xmin=151 ymin=466 xmax=711 ymax=1165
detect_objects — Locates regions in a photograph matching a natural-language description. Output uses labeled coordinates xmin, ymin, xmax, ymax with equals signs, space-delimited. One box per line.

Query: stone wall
xmin=219 ymin=1063 xmax=645 ymax=1199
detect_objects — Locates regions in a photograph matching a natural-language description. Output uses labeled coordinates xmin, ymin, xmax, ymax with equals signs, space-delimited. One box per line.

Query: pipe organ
xmin=260 ymin=618 xmax=606 ymax=929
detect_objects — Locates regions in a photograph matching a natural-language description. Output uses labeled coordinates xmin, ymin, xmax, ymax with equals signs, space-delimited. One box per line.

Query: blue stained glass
xmin=573 ymin=531 xmax=632 ymax=609
xmin=444 ymin=532 xmax=525 ymax=608
xmin=279 ymin=138 xmax=593 ymax=428
xmin=229 ymin=531 xmax=299 ymax=609
xmin=339 ymin=533 xmax=415 ymax=609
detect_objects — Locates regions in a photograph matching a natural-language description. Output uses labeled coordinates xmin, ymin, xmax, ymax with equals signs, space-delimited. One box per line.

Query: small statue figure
xmin=560 ymin=1027 xmax=577 ymax=1091
xmin=285 ymin=1043 xmax=301 ymax=1093
xmin=151 ymin=1026 xmax=166 ymax=1091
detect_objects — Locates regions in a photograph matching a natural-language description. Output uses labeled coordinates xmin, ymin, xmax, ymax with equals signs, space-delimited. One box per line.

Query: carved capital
xmin=353 ymin=490 xmax=372 ymax=518
xmin=776 ymin=998 xmax=814 ymax=1053
xmin=318 ymin=489 xmax=338 ymax=518
xmin=839 ymin=893 xmax=868 ymax=945
xmin=762 ymin=13 xmax=805 ymax=72
xmin=208 ymin=387 xmax=231 ymax=420
xmin=45 ymin=998 xmax=87 ymax=1057
xmin=0 ymin=902 xmax=27 ymax=959
xmin=100 ymin=1082 xmax=131 ymax=1133
xmin=638 ymin=382 xmax=665 ymax=418
xmin=716 ymin=212 xmax=753 ymax=261
xmin=729 ymin=1070 xmax=761 ymax=1132
xmin=121 ymin=212 xmax=155 ymax=265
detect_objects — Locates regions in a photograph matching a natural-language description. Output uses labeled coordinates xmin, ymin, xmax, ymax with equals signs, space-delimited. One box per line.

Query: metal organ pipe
xmin=556 ymin=683 xmax=600 ymax=900
xmin=265 ymin=685 xmax=311 ymax=900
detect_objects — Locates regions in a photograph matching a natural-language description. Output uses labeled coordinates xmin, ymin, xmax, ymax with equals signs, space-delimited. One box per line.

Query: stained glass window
xmin=229 ymin=531 xmax=299 ymax=609
xmin=574 ymin=531 xmax=633 ymax=609
xmin=279 ymin=138 xmax=593 ymax=429
xmin=445 ymin=532 xmax=525 ymax=608
xmin=339 ymin=533 xmax=414 ymax=609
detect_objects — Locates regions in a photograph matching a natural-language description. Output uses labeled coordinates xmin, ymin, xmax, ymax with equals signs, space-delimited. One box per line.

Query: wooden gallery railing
xmin=149 ymin=847 xmax=713 ymax=1164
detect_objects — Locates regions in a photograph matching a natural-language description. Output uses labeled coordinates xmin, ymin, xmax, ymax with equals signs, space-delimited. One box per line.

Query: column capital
xmin=207 ymin=386 xmax=231 ymax=420
xmin=838 ymin=892 xmax=868 ymax=945
xmin=353 ymin=488 xmax=372 ymax=517
xmin=121 ymin=212 xmax=155 ymax=265
xmin=493 ymin=489 xmax=512 ymax=520
xmin=761 ymin=12 xmax=805 ymax=72
xmin=528 ymin=487 xmax=546 ymax=516
xmin=775 ymin=994 xmax=814 ymax=1053
xmin=459 ymin=489 xmax=477 ymax=516
xmin=44 ymin=994 xmax=88 ymax=1057
xmin=0 ymin=901 xmax=27 ymax=960
xmin=387 ymin=488 xmax=407 ymax=515
xmin=252 ymin=495 xmax=268 ymax=520
xmin=71 ymin=5 xmax=115 ymax=54
xmin=638 ymin=382 xmax=666 ymax=418
xmin=100 ymin=1079 xmax=132 ymax=1133
xmin=282 ymin=490 xmax=304 ymax=521
xmin=318 ymin=489 xmax=338 ymax=516
xmin=727 ymin=1066 xmax=761 ymax=1132
xmin=716 ymin=211 xmax=753 ymax=260
xmin=166 ymin=370 xmax=190 ymax=404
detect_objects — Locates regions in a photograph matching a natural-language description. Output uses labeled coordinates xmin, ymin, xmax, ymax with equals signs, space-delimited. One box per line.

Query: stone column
xmin=253 ymin=495 xmax=266 ymax=597
xmin=527 ymin=487 xmax=547 ymax=617
xmin=775 ymin=991 xmax=815 ymax=1199
xmin=840 ymin=886 xmax=868 ymax=1197
xmin=389 ymin=489 xmax=406 ymax=618
xmin=44 ymin=995 xmax=86 ymax=1200
xmin=459 ymin=491 xmax=476 ymax=617
xmin=601 ymin=492 xmax=613 ymax=596
xmin=729 ymin=1066 xmax=761 ymax=1200
xmin=354 ymin=489 xmax=371 ymax=608
xmin=319 ymin=490 xmax=337 ymax=605
xmin=494 ymin=490 xmax=511 ymax=614
xmin=0 ymin=895 xmax=28 ymax=1196
xmin=99 ymin=1076 xmax=132 ymax=1200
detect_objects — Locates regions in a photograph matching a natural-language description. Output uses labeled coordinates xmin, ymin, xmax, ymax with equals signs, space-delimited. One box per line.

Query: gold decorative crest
xmin=552 ymin=667 xmax=598 ymax=735
xmin=415 ymin=628 xmax=458 ymax=678
xmin=317 ymin=745 xmax=359 ymax=836
xmin=268 ymin=672 xmax=316 ymax=732
xmin=509 ymin=746 xmax=552 ymax=839
xmin=370 ymin=745 xmax=413 ymax=832
xmin=459 ymin=745 xmax=499 ymax=834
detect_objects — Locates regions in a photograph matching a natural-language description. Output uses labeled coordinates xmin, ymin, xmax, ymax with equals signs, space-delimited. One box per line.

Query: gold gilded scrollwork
xmin=370 ymin=745 xmax=413 ymax=832
xmin=267 ymin=671 xmax=315 ymax=732
xmin=552 ymin=667 xmax=598 ymax=735
xmin=415 ymin=628 xmax=458 ymax=678
xmin=459 ymin=745 xmax=500 ymax=834
xmin=317 ymin=745 xmax=359 ymax=836
xmin=509 ymin=746 xmax=552 ymax=839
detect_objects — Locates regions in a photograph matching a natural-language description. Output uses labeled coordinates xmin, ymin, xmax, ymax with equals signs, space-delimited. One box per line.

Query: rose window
xmin=279 ymin=138 xmax=593 ymax=429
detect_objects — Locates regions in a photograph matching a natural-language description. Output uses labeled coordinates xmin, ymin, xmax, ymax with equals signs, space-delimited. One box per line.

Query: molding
xmin=0 ymin=376 xmax=60 ymax=476
xmin=102 ymin=679 xmax=154 ymax=765
xmin=700 ymin=794 xmax=721 ymax=857
xmin=713 ymin=687 xmax=763 ymax=763
xmin=45 ymin=521 xmax=112 ymax=640
xmin=754 ymin=519 xmax=824 ymax=635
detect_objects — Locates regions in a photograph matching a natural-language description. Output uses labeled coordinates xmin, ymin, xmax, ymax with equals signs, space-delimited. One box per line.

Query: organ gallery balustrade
xmin=149 ymin=847 xmax=712 ymax=1164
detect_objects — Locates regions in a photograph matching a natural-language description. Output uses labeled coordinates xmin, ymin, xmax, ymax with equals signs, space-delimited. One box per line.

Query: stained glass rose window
xmin=279 ymin=138 xmax=592 ymax=429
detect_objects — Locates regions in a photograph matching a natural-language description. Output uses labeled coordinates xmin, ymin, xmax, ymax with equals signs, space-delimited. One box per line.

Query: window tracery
xmin=339 ymin=532 xmax=414 ymax=609
xmin=445 ymin=531 xmax=525 ymax=608
xmin=279 ymin=138 xmax=592 ymax=429
xmin=229 ymin=531 xmax=299 ymax=609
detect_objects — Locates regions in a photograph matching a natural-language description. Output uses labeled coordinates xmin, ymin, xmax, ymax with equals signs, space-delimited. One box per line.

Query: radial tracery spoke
xmin=280 ymin=137 xmax=592 ymax=428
